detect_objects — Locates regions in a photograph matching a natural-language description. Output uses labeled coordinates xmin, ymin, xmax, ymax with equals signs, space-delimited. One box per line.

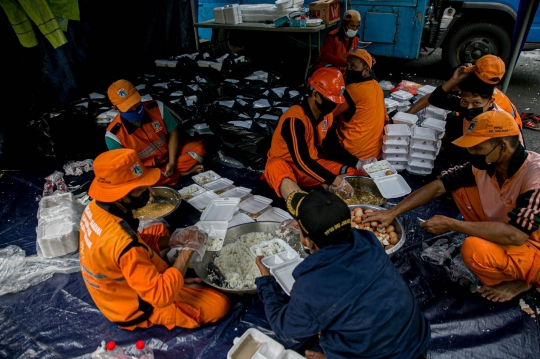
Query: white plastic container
xmin=196 ymin=198 xmax=240 ymax=251
xmin=421 ymin=117 xmax=446 ymax=132
xmin=270 ymin=258 xmax=304 ymax=296
xmin=391 ymin=90 xmax=414 ymax=102
xmin=385 ymin=98 xmax=399 ymax=113
xmin=424 ymin=106 xmax=447 ymax=120
xmin=417 ymin=85 xmax=436 ymax=96
xmin=257 ymin=207 xmax=293 ymax=222
xmin=383 ymin=134 xmax=409 ymax=146
xmin=202 ymin=178 xmax=234 ymax=192
xmin=363 ymin=160 xmax=398 ymax=178
xmin=228 ymin=328 xmax=304 ymax=359
xmin=228 ymin=212 xmax=255 ymax=228
xmin=411 ymin=126 xmax=438 ymax=144
xmin=408 ymin=148 xmax=437 ymax=160
xmin=195 ymin=221 xmax=228 ymax=251
xmin=223 ymin=4 xmax=242 ymax=24
xmin=178 ymin=184 xmax=206 ymax=200
xmin=407 ymin=165 xmax=432 ymax=175
xmin=187 ymin=191 xmax=220 ymax=211
xmin=214 ymin=7 xmax=225 ymax=23
xmin=410 ymin=141 xmax=441 ymax=153
xmin=391 ymin=162 xmax=406 ymax=172
xmin=192 ymin=170 xmax=221 ymax=185
xmin=408 ymin=157 xmax=434 ymax=169
xmin=392 ymin=112 xmax=418 ymax=127
xmin=382 ymin=144 xmax=408 ymax=155
xmin=219 ymin=186 xmax=252 ymax=201
xmin=384 ymin=124 xmax=411 ymax=141
xmin=250 ymin=238 xmax=295 ymax=258
xmin=372 ymin=175 xmax=412 ymax=199
xmin=239 ymin=195 xmax=273 ymax=218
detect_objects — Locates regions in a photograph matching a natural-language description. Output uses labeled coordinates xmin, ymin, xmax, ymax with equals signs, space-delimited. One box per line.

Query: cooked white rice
xmin=207 ymin=236 xmax=224 ymax=251
xmin=254 ymin=242 xmax=286 ymax=257
xmin=215 ymin=232 xmax=273 ymax=289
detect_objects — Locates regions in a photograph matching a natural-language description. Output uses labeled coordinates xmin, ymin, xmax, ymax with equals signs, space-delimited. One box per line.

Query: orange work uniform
xmin=333 ymin=78 xmax=388 ymax=160
xmin=105 ymin=100 xmax=205 ymax=186
xmin=439 ymin=146 xmax=540 ymax=287
xmin=263 ymin=102 xmax=361 ymax=197
xmin=313 ymin=29 xmax=359 ymax=72
xmin=79 ymin=200 xmax=229 ymax=330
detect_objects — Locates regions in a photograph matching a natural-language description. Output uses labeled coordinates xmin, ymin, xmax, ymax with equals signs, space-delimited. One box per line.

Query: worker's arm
xmin=428 ymin=66 xmax=470 ymax=111
xmin=407 ymin=94 xmax=431 ymax=114
xmin=321 ymin=127 xmax=359 ymax=168
xmin=318 ymin=36 xmax=346 ymax=68
xmin=281 ymin=117 xmax=337 ymax=185
xmin=163 ymin=128 xmax=179 ymax=177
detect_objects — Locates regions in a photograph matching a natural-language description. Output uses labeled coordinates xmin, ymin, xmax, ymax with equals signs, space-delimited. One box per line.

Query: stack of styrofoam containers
xmin=408 ymin=126 xmax=440 ymax=175
xmin=384 ymin=98 xmax=399 ymax=113
xmin=391 ymin=90 xmax=414 ymax=112
xmin=415 ymin=85 xmax=436 ymax=100
xmin=223 ymin=4 xmax=242 ymax=24
xmin=214 ymin=7 xmax=226 ymax=23
xmin=421 ymin=117 xmax=446 ymax=141
xmin=382 ymin=124 xmax=411 ymax=171
xmin=392 ymin=112 xmax=418 ymax=127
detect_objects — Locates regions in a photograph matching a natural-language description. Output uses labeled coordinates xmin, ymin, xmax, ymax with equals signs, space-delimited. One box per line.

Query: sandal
xmin=523 ymin=119 xmax=540 ymax=131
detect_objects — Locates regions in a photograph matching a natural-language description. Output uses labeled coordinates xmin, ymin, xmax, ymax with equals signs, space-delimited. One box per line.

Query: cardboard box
xmin=309 ymin=0 xmax=341 ymax=25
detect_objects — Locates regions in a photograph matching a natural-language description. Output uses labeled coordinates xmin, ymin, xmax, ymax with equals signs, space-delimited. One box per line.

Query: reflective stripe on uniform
xmin=105 ymin=130 xmax=121 ymax=145
xmin=138 ymin=134 xmax=167 ymax=159
xmin=82 ymin=264 xmax=126 ymax=282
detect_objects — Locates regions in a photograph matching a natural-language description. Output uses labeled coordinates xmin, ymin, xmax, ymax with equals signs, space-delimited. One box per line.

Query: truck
xmin=196 ymin=0 xmax=540 ymax=70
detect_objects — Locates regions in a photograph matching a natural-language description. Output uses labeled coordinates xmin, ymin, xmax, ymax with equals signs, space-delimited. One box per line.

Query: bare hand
xmin=371 ymin=56 xmax=376 ymax=66
xmin=163 ymin=162 xmax=175 ymax=177
xmin=256 ymin=256 xmax=271 ymax=277
xmin=450 ymin=65 xmax=471 ymax=84
xmin=184 ymin=277 xmax=203 ymax=284
xmin=419 ymin=215 xmax=454 ymax=234
xmin=362 ymin=209 xmax=395 ymax=228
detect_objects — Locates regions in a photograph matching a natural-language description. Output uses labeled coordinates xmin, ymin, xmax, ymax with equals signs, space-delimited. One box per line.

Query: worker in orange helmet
xmin=105 ymin=79 xmax=205 ymax=186
xmin=262 ymin=68 xmax=364 ymax=200
xmin=80 ymin=149 xmax=229 ymax=330
xmin=312 ymin=10 xmax=361 ymax=73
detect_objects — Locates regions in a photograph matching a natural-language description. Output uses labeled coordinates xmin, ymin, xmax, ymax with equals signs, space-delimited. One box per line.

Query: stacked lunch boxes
xmin=390 ymin=90 xmax=414 ymax=112
xmin=382 ymin=124 xmax=411 ymax=172
xmin=407 ymin=126 xmax=440 ymax=175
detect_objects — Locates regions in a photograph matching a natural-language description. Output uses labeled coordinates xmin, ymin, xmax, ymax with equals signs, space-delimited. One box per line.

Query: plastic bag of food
xmin=391 ymin=80 xmax=423 ymax=95
xmin=421 ymin=238 xmax=455 ymax=265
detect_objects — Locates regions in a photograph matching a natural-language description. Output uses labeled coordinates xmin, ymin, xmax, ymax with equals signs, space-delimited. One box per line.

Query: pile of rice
xmin=254 ymin=241 xmax=286 ymax=257
xmin=206 ymin=236 xmax=223 ymax=251
xmin=215 ymin=232 xmax=273 ymax=290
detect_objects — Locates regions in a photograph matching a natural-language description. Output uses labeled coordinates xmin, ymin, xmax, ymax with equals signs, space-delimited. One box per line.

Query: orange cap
xmin=452 ymin=110 xmax=520 ymax=148
xmin=88 ymin=149 xmax=160 ymax=202
xmin=339 ymin=49 xmax=372 ymax=69
xmin=108 ymin=80 xmax=141 ymax=112
xmin=308 ymin=68 xmax=346 ymax=104
xmin=463 ymin=55 xmax=505 ymax=85
xmin=343 ymin=10 xmax=361 ymax=22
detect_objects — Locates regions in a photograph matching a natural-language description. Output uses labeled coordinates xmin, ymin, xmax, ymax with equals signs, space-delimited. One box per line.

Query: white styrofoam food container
xmin=421 ymin=117 xmax=446 ymax=132
xmin=408 ymin=157 xmax=434 ymax=169
xmin=227 ymin=328 xmax=304 ymax=359
xmin=239 ymin=195 xmax=273 ymax=217
xmin=250 ymin=238 xmax=299 ymax=270
xmin=214 ymin=7 xmax=225 ymax=23
xmin=391 ymin=162 xmax=406 ymax=172
xmin=270 ymin=258 xmax=304 ymax=296
xmin=227 ymin=212 xmax=255 ymax=228
xmin=392 ymin=112 xmax=418 ymax=127
xmin=200 ymin=198 xmax=240 ymax=222
xmin=383 ymin=135 xmax=409 ymax=146
xmin=411 ymin=126 xmax=438 ymax=142
xmin=372 ymin=175 xmax=412 ymax=198
xmin=409 ymin=148 xmax=437 ymax=160
xmin=187 ymin=191 xmax=220 ymax=211
xmin=195 ymin=221 xmax=228 ymax=251
xmin=219 ymin=186 xmax=252 ymax=201
xmin=424 ymin=106 xmax=447 ymax=120
xmin=383 ymin=152 xmax=408 ymax=161
xmin=391 ymin=90 xmax=414 ymax=101
xmin=178 ymin=184 xmax=206 ymax=200
xmin=202 ymin=177 xmax=234 ymax=192
xmin=384 ymin=124 xmax=411 ymax=141
xmin=256 ymin=207 xmax=293 ymax=222
xmin=192 ymin=170 xmax=221 ymax=185
xmin=409 ymin=141 xmax=441 ymax=153
xmin=417 ymin=85 xmax=436 ymax=95
xmin=363 ymin=160 xmax=397 ymax=178
xmin=407 ymin=165 xmax=432 ymax=175
xmin=382 ymin=144 xmax=408 ymax=155
xmin=250 ymin=238 xmax=294 ymax=257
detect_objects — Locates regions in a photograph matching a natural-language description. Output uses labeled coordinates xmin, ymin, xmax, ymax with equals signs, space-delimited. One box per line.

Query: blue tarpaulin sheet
xmin=0 ymin=159 xmax=539 ymax=358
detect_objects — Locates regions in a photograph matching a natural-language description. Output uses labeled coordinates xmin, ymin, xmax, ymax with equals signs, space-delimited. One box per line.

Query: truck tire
xmin=217 ymin=29 xmax=244 ymax=56
xmin=442 ymin=21 xmax=511 ymax=70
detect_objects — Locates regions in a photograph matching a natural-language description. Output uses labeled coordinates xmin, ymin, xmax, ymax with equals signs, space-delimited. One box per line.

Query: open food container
xmin=250 ymin=238 xmax=299 ymax=269
xmin=270 ymin=258 xmax=304 ymax=296
xmin=227 ymin=212 xmax=255 ymax=228
xmin=392 ymin=112 xmax=418 ymax=127
xmin=178 ymin=184 xmax=206 ymax=200
xmin=363 ymin=160 xmax=398 ymax=178
xmin=187 ymin=191 xmax=220 ymax=211
xmin=219 ymin=186 xmax=252 ymax=201
xmin=202 ymin=178 xmax=234 ymax=194
xmin=192 ymin=170 xmax=221 ymax=185
xmin=256 ymin=207 xmax=293 ymax=222
xmin=195 ymin=198 xmax=240 ymax=251
xmin=362 ymin=160 xmax=411 ymax=199
xmin=227 ymin=328 xmax=304 ymax=359
xmin=239 ymin=195 xmax=273 ymax=219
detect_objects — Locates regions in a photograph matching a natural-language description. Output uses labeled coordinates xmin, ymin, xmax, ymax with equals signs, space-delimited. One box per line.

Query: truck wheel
xmin=442 ymin=21 xmax=511 ymax=69
xmin=217 ymin=29 xmax=244 ymax=57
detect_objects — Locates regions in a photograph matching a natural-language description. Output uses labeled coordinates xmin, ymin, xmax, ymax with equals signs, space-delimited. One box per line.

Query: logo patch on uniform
xmin=321 ymin=119 xmax=328 ymax=133
xmin=340 ymin=86 xmax=345 ymax=95
xmin=131 ymin=163 xmax=143 ymax=177
xmin=152 ymin=122 xmax=162 ymax=133
xmin=117 ymin=88 xmax=127 ymax=98
xmin=468 ymin=121 xmax=477 ymax=131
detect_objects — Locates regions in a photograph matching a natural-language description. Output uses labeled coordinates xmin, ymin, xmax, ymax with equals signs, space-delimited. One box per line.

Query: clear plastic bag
xmin=378 ymin=80 xmax=394 ymax=91
xmin=138 ymin=217 xmax=170 ymax=233
xmin=420 ymin=238 xmax=455 ymax=265
xmin=213 ymin=150 xmax=245 ymax=169
xmin=445 ymin=254 xmax=480 ymax=293
xmin=0 ymin=246 xmax=81 ymax=297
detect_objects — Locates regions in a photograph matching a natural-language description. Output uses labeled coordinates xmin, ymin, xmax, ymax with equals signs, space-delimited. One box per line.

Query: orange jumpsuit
xmin=313 ymin=29 xmax=359 ymax=72
xmin=79 ymin=200 xmax=229 ymax=330
xmin=105 ymin=100 xmax=205 ymax=186
xmin=263 ymin=102 xmax=362 ymax=197
xmin=439 ymin=147 xmax=540 ymax=287
xmin=333 ymin=78 xmax=388 ymax=160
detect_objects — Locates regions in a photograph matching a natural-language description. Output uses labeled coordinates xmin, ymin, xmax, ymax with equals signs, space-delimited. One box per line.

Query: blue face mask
xmin=120 ymin=103 xmax=144 ymax=123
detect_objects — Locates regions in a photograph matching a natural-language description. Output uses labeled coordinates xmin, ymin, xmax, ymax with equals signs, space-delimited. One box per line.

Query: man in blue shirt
xmin=255 ymin=188 xmax=430 ymax=359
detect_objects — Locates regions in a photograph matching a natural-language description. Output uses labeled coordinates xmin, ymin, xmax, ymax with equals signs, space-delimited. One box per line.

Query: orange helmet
xmin=308 ymin=68 xmax=346 ymax=104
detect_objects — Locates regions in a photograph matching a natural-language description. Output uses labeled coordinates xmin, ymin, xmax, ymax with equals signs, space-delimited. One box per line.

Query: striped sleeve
xmin=508 ymin=189 xmax=540 ymax=235
xmin=439 ymin=162 xmax=476 ymax=192
xmin=281 ymin=117 xmax=337 ymax=185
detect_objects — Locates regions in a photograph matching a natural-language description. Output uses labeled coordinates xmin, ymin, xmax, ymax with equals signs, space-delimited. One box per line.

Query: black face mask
xmin=345 ymin=70 xmax=365 ymax=85
xmin=470 ymin=141 xmax=502 ymax=171
xmin=123 ymin=189 xmax=150 ymax=211
xmin=315 ymin=93 xmax=337 ymax=117
xmin=461 ymin=102 xmax=489 ymax=121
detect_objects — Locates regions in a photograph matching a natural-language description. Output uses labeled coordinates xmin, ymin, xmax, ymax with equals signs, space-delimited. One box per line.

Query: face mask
xmin=461 ymin=102 xmax=489 ymax=121
xmin=345 ymin=69 xmax=366 ymax=85
xmin=120 ymin=103 xmax=144 ymax=123
xmin=123 ymin=188 xmax=150 ymax=211
xmin=469 ymin=141 xmax=502 ymax=171
xmin=315 ymin=93 xmax=337 ymax=117
xmin=345 ymin=28 xmax=358 ymax=38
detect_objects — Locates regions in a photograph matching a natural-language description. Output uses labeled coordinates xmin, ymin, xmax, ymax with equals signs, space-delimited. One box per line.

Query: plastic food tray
xmin=195 ymin=221 xmax=228 ymax=251
xmin=192 ymin=170 xmax=221 ymax=185
xmin=202 ymin=178 xmax=234 ymax=192
xmin=392 ymin=112 xmax=418 ymax=126
xmin=256 ymin=207 xmax=293 ymax=222
xmin=227 ymin=212 xmax=255 ymax=228
xmin=383 ymin=135 xmax=409 ymax=146
xmin=239 ymin=195 xmax=273 ymax=215
xmin=250 ymin=238 xmax=294 ymax=258
xmin=270 ymin=258 xmax=304 ymax=296
xmin=382 ymin=144 xmax=408 ymax=155
xmin=178 ymin=184 xmax=206 ymax=200
xmin=186 ymin=191 xmax=220 ymax=211
xmin=200 ymin=198 xmax=240 ymax=222
xmin=363 ymin=160 xmax=398 ymax=178
xmin=227 ymin=328 xmax=304 ymax=359
xmin=219 ymin=186 xmax=252 ymax=201
xmin=372 ymin=175 xmax=412 ymax=199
